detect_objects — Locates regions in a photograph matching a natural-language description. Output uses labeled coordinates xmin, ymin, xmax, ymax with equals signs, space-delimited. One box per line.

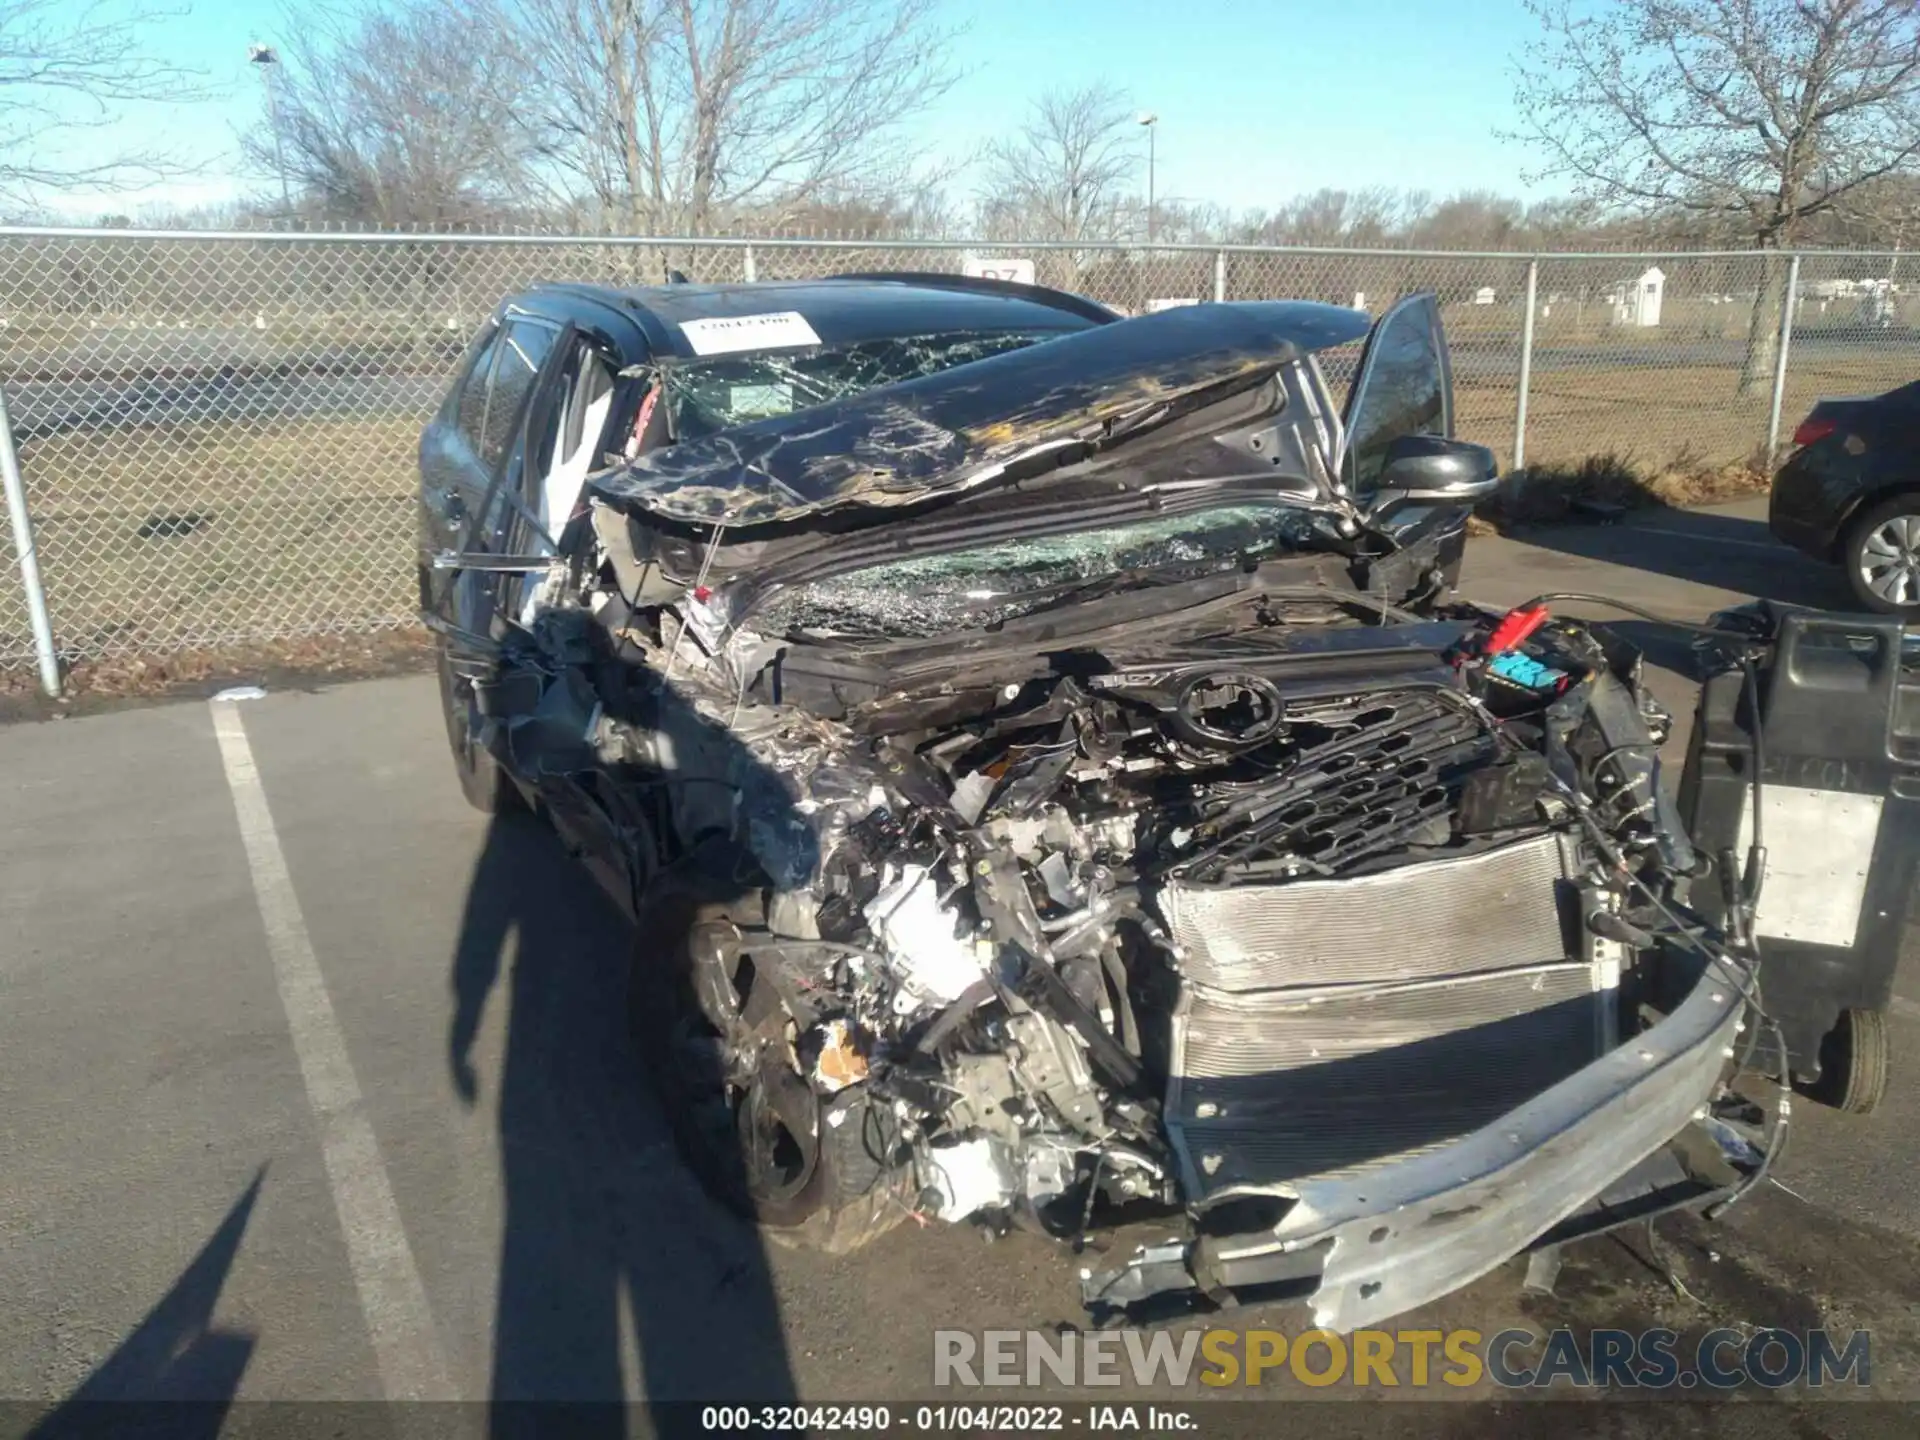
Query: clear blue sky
xmin=919 ymin=0 xmax=1552 ymax=211
xmin=45 ymin=0 xmax=1557 ymax=219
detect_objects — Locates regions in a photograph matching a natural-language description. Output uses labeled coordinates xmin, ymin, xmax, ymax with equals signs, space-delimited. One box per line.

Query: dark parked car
xmin=418 ymin=275 xmax=1912 ymax=1330
xmin=1770 ymin=378 xmax=1920 ymax=613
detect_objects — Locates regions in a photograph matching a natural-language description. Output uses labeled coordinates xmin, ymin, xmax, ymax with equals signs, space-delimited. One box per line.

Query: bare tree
xmin=975 ymin=84 xmax=1140 ymax=247
xmin=1410 ymin=190 xmax=1526 ymax=250
xmin=1511 ymin=0 xmax=1920 ymax=392
xmin=515 ymin=0 xmax=956 ymax=234
xmin=0 ymin=0 xmax=210 ymax=207
xmin=1279 ymin=188 xmax=1406 ymax=246
xmin=773 ymin=175 xmax=961 ymax=238
xmin=245 ymin=0 xmax=544 ymax=227
xmin=1230 ymin=188 xmax=1432 ymax=247
xmin=1517 ymin=195 xmax=1612 ymax=248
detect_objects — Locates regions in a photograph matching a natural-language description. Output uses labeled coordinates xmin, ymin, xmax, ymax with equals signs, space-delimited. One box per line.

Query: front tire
xmin=629 ymin=879 xmax=908 ymax=1253
xmin=1843 ymin=494 xmax=1920 ymax=615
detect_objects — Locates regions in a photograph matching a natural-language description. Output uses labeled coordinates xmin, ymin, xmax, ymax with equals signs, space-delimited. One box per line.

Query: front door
xmin=1339 ymin=292 xmax=1473 ymax=574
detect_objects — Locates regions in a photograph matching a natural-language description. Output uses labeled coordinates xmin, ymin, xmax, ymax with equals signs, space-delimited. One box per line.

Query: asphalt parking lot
xmin=6 ymin=496 xmax=1920 ymax=1422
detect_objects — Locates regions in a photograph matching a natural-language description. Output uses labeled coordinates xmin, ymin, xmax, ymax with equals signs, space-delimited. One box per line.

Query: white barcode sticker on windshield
xmin=678 ymin=311 xmax=821 ymax=355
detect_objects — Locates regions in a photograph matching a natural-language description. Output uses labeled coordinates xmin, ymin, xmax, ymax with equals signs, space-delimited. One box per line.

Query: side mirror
xmin=1372 ymin=433 xmax=1499 ymax=503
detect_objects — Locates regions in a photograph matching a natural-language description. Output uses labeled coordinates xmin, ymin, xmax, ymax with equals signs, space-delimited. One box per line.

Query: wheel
xmin=1806 ymin=1007 xmax=1890 ymax=1115
xmin=434 ymin=641 xmax=524 ymax=815
xmin=629 ymin=882 xmax=908 ymax=1253
xmin=1842 ymin=494 xmax=1920 ymax=615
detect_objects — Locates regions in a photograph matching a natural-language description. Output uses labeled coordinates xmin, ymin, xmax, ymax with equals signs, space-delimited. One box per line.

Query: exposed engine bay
xmin=448 ymin=493 xmax=1820 ymax=1328
xmin=422 ymin=288 xmax=1916 ymax=1330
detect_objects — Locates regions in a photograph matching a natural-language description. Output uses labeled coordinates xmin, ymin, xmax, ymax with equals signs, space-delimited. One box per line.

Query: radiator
xmin=1158 ymin=832 xmax=1615 ymax=1202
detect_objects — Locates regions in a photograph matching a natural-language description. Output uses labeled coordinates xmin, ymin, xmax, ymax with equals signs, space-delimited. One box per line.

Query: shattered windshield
xmin=757 ymin=504 xmax=1322 ymax=641
xmin=666 ymin=330 xmax=1057 ymax=439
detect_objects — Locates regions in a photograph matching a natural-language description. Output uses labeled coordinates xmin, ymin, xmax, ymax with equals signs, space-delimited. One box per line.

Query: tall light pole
xmin=1138 ymin=112 xmax=1158 ymax=243
xmin=250 ymin=45 xmax=293 ymax=221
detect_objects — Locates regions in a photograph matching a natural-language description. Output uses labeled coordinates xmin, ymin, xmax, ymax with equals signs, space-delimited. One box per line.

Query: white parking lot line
xmin=210 ymin=699 xmax=456 ymax=1402
xmin=1893 ymin=995 xmax=1920 ymax=1023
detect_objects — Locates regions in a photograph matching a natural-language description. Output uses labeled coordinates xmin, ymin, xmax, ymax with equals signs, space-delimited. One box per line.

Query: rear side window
xmin=453 ymin=327 xmax=504 ymax=453
xmin=480 ymin=320 xmax=559 ymax=469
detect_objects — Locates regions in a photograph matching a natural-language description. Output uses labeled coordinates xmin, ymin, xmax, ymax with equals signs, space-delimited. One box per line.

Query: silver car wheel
xmin=1858 ymin=513 xmax=1920 ymax=606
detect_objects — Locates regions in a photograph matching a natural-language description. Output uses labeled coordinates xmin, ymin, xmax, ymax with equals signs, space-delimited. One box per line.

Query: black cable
xmin=1733 ymin=971 xmax=1766 ymax=1075
xmin=1589 ymin=740 xmax=1659 ymax=772
xmin=1550 ymin=774 xmax=1772 ymax=1018
xmin=1705 ymin=1020 xmax=1792 ymax=1220
xmin=1483 ymin=594 xmax=1792 ymax=1216
xmin=1073 ymin=1152 xmax=1108 ymax=1250
xmin=1518 ymin=591 xmax=1769 ymax=648
xmin=1739 ymin=651 xmax=1768 ymax=909
xmin=1549 ymin=767 xmax=1799 ymax=1221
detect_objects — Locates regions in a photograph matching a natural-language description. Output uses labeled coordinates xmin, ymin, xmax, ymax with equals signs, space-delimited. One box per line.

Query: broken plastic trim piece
xmin=431 ymin=550 xmax=559 ymax=572
xmin=420 ymin=611 xmax=504 ymax=656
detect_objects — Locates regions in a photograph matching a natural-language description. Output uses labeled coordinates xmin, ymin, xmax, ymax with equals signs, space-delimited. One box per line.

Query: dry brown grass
xmin=2 ymin=415 xmax=422 ymax=666
xmin=1454 ymin=353 xmax=1910 ymax=474
xmin=0 ymin=626 xmax=435 ymax=719
xmin=1467 ymin=446 xmax=1771 ymax=536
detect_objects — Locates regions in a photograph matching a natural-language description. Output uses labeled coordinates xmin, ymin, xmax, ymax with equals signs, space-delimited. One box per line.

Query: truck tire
xmin=1808 ymin=1006 xmax=1890 ymax=1115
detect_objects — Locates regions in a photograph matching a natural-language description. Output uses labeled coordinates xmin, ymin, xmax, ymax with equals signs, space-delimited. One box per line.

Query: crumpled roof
xmin=588 ymin=300 xmax=1372 ymax=528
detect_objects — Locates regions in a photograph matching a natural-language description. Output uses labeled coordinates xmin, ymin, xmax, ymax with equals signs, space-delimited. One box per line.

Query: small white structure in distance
xmin=1145 ymin=297 xmax=1200 ymax=312
xmin=1607 ymin=266 xmax=1665 ymax=326
xmin=1352 ymin=291 xmax=1366 ymax=311
xmin=1473 ymin=286 xmax=1497 ymax=305
xmin=962 ymin=256 xmax=1036 ymax=286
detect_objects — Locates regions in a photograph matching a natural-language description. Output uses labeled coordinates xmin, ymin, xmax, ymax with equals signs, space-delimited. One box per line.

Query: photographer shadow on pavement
xmin=448 ymin=776 xmax=803 ymax=1431
xmin=24 ymin=1171 xmax=262 ymax=1440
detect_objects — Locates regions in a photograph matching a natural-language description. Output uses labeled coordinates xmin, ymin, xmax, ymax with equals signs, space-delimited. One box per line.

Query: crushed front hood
xmin=588 ymin=300 xmax=1371 ymax=527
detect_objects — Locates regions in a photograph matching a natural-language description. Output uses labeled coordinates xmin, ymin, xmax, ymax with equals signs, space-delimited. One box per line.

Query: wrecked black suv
xmin=419 ymin=274 xmax=1912 ymax=1330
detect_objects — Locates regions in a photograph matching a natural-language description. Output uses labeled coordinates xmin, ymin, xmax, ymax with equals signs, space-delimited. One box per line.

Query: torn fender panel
xmin=587 ymin=301 xmax=1372 ymax=527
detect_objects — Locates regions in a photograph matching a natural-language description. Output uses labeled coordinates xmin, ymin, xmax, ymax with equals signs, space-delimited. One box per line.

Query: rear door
xmin=424 ymin=312 xmax=573 ymax=640
xmin=419 ymin=323 xmax=505 ymax=568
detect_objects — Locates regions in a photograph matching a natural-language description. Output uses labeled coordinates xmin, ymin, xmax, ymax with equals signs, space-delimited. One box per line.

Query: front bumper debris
xmin=1083 ymin=954 xmax=1749 ymax=1330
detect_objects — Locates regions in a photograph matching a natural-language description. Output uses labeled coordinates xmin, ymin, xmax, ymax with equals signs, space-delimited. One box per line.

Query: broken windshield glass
xmin=756 ymin=504 xmax=1322 ymax=641
xmin=665 ymin=330 xmax=1056 ymax=439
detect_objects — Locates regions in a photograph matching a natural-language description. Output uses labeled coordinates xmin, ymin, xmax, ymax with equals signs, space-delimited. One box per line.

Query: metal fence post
xmin=742 ymin=243 xmax=757 ymax=284
xmin=0 ymin=386 xmax=61 ymax=697
xmin=1513 ymin=258 xmax=1539 ymax=473
xmin=1765 ymin=253 xmax=1803 ymax=467
xmin=1213 ymin=250 xmax=1227 ymax=303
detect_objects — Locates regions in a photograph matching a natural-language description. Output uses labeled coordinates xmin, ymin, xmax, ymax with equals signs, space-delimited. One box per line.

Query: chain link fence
xmin=1 ymin=230 xmax=1913 ymax=680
